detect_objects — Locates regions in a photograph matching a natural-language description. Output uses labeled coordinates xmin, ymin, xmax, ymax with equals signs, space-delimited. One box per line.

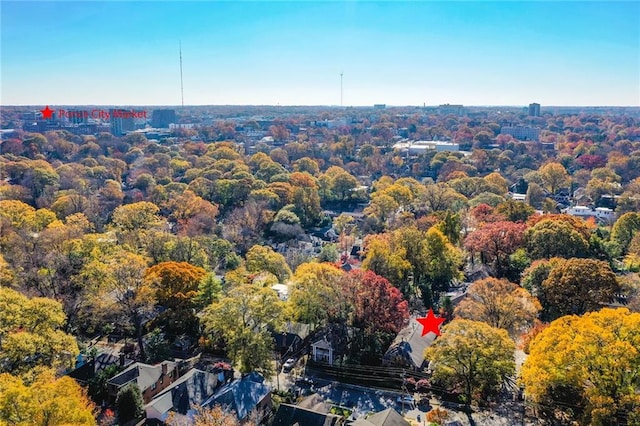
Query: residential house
xmin=297 ymin=393 xmax=333 ymax=413
xmin=68 ymin=352 xmax=129 ymax=386
xmin=107 ymin=360 xmax=179 ymax=403
xmin=272 ymin=403 xmax=342 ymax=426
xmin=270 ymin=283 xmax=290 ymax=301
xmin=563 ymin=206 xmax=616 ymax=224
xmin=273 ymin=322 xmax=311 ymax=356
xmin=311 ymin=337 xmax=334 ymax=365
xmin=382 ymin=318 xmax=436 ymax=371
xmin=351 ymin=408 xmax=410 ymax=426
xmin=202 ymin=372 xmax=272 ymax=423
xmin=144 ymin=369 xmax=220 ymax=423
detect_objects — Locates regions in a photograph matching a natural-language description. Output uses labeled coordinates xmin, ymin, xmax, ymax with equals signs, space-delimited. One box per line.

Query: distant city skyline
xmin=2 ymin=1 xmax=639 ymax=107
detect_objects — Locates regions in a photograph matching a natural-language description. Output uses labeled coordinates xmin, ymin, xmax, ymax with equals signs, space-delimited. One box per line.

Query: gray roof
xmin=383 ymin=317 xmax=436 ymax=369
xmin=312 ymin=337 xmax=333 ymax=351
xmin=297 ymin=393 xmax=332 ymax=414
xmin=145 ymin=369 xmax=219 ymax=416
xmin=298 ymin=393 xmax=331 ymax=413
xmin=272 ymin=404 xmax=341 ymax=426
xmin=286 ymin=322 xmax=310 ymax=340
xmin=352 ymin=408 xmax=410 ymax=426
xmin=107 ymin=361 xmax=177 ymax=391
xmin=203 ymin=374 xmax=271 ymax=420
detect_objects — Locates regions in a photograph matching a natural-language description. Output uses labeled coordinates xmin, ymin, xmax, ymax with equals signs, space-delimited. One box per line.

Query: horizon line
xmin=2 ymin=104 xmax=639 ymax=109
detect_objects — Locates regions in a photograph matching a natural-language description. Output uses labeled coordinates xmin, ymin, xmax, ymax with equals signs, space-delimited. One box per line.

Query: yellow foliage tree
xmin=0 ymin=369 xmax=95 ymax=425
xmin=245 ymin=245 xmax=291 ymax=282
xmin=289 ymin=262 xmax=344 ymax=329
xmin=454 ymin=278 xmax=541 ymax=335
xmin=0 ymin=288 xmax=78 ymax=374
xmin=520 ymin=308 xmax=640 ymax=425
xmin=425 ymin=319 xmax=515 ymax=405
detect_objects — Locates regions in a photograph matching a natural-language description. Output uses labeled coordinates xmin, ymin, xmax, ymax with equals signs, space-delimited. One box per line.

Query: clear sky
xmin=1 ymin=1 xmax=639 ymax=106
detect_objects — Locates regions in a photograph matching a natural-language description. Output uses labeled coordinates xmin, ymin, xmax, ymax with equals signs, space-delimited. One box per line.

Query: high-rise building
xmin=528 ymin=103 xmax=541 ymax=117
xmin=110 ymin=109 xmax=135 ymax=136
xmin=151 ymin=109 xmax=177 ymax=128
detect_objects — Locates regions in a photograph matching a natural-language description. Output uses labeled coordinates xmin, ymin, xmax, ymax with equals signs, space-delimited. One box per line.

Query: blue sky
xmin=1 ymin=1 xmax=638 ymax=106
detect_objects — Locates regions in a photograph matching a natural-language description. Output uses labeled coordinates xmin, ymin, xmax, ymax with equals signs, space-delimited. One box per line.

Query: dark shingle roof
xmin=107 ymin=361 xmax=177 ymax=391
xmin=272 ymin=404 xmax=341 ymax=426
xmin=145 ymin=369 xmax=219 ymax=416
xmin=203 ymin=374 xmax=271 ymax=420
xmin=383 ymin=317 xmax=436 ymax=369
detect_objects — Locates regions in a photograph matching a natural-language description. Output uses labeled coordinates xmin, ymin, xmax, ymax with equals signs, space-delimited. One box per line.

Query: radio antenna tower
xmin=340 ymin=71 xmax=343 ymax=107
xmin=179 ymin=41 xmax=184 ymax=107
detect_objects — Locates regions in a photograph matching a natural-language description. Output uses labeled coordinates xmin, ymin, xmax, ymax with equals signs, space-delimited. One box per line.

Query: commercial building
xmin=151 ymin=109 xmax=177 ymax=128
xmin=437 ymin=104 xmax=464 ymax=116
xmin=500 ymin=126 xmax=540 ymax=141
xmin=393 ymin=140 xmax=461 ymax=155
xmin=110 ymin=109 xmax=136 ymax=136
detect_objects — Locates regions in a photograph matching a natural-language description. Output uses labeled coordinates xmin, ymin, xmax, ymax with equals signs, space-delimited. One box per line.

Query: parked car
xmin=282 ymin=358 xmax=296 ymax=372
xmin=396 ymin=395 xmax=415 ymax=408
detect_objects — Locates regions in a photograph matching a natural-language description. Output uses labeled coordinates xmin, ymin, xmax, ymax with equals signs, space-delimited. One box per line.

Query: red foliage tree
xmin=576 ymin=154 xmax=606 ymax=170
xmin=469 ymin=203 xmax=505 ymax=225
xmin=341 ymin=270 xmax=409 ymax=335
xmin=464 ymin=221 xmax=527 ymax=277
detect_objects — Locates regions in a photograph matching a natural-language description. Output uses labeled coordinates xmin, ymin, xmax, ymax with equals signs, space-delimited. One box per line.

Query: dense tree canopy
xmin=454 ymin=278 xmax=541 ymax=335
xmin=541 ymin=258 xmax=619 ymax=319
xmin=425 ymin=319 xmax=515 ymax=405
xmin=202 ymin=285 xmax=283 ymax=375
xmin=0 ymin=287 xmax=79 ymax=374
xmin=1 ymin=106 xmax=640 ymax=423
xmin=521 ymin=308 xmax=640 ymax=425
xmin=0 ymin=370 xmax=95 ymax=425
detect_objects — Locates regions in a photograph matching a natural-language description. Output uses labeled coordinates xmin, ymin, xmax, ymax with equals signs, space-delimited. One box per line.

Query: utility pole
xmin=275 ymin=352 xmax=280 ymax=391
xmin=179 ymin=41 xmax=184 ymax=108
xmin=340 ymin=72 xmax=343 ymax=107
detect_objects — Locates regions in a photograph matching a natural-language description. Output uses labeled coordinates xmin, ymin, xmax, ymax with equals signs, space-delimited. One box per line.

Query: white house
xmin=311 ymin=337 xmax=333 ymax=365
xmin=563 ymin=206 xmax=616 ymax=223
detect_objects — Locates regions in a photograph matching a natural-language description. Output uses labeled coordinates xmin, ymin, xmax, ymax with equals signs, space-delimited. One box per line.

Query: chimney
xmin=161 ymin=362 xmax=167 ymax=376
xmin=119 ymin=353 xmax=125 ymax=367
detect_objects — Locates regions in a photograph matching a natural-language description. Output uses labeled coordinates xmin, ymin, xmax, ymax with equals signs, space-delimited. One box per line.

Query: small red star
xmin=40 ymin=105 xmax=54 ymax=119
xmin=417 ymin=308 xmax=446 ymax=337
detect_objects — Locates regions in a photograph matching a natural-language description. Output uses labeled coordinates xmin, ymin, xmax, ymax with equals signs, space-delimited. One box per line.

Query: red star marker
xmin=417 ymin=308 xmax=446 ymax=337
xmin=40 ymin=105 xmax=54 ymax=119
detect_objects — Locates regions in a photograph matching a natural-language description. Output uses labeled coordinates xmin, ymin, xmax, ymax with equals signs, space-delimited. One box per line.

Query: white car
xmin=282 ymin=358 xmax=296 ymax=372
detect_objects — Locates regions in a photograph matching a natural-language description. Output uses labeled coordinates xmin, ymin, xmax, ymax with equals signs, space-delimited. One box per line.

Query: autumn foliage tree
xmin=539 ymin=162 xmax=570 ymax=194
xmin=145 ymin=261 xmax=207 ymax=337
xmin=363 ymin=226 xmax=462 ymax=304
xmin=339 ymin=270 xmax=409 ymax=364
xmin=167 ymin=405 xmax=253 ymax=426
xmin=0 ymin=370 xmax=95 ymax=425
xmin=202 ymin=285 xmax=283 ymax=375
xmin=245 ymin=245 xmax=292 ymax=282
xmin=521 ymin=308 xmax=640 ymax=425
xmin=0 ymin=287 xmax=79 ymax=374
xmin=289 ymin=262 xmax=344 ymax=329
xmin=454 ymin=278 xmax=541 ymax=335
xmin=541 ymin=258 xmax=619 ymax=320
xmin=425 ymin=319 xmax=515 ymax=405
xmin=526 ymin=219 xmax=590 ymax=260
xmin=464 ymin=221 xmax=527 ymax=278
xmin=611 ymin=212 xmax=640 ymax=255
